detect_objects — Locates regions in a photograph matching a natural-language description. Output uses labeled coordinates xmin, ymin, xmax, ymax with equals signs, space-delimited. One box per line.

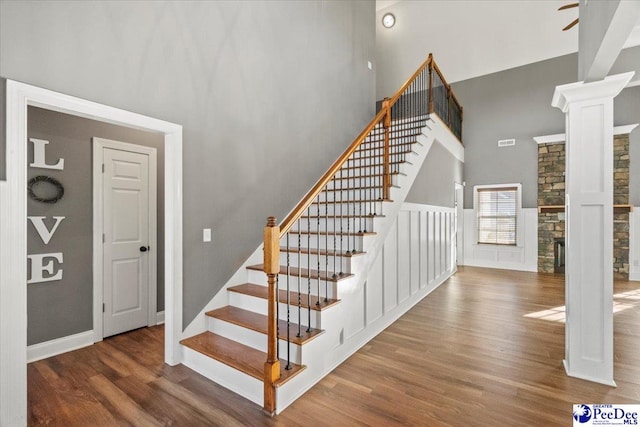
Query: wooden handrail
xmin=388 ymin=54 xmax=433 ymax=106
xmin=279 ymin=108 xmax=388 ymax=236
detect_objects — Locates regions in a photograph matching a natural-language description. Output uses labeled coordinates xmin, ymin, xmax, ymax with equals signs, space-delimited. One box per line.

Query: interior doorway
xmin=1 ymin=80 xmax=183 ymax=425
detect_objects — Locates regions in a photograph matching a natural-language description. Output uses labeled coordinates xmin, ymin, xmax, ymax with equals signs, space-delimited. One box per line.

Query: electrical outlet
xmin=367 ymin=61 xmax=372 ymax=70
xmin=203 ymin=228 xmax=211 ymax=242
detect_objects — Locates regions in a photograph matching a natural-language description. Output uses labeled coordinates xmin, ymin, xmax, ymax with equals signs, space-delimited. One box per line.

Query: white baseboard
xmin=462 ymin=259 xmax=538 ymax=273
xmin=156 ymin=310 xmax=165 ymax=325
xmin=27 ymin=330 xmax=94 ymax=363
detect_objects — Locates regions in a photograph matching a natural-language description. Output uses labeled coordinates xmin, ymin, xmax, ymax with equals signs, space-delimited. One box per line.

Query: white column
xmin=551 ymin=72 xmax=633 ymax=386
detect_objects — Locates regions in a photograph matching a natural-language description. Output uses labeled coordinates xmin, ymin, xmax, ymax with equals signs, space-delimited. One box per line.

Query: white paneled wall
xmin=630 ymin=209 xmax=640 ymax=281
xmin=462 ymin=208 xmax=538 ymax=272
xmin=342 ymin=203 xmax=456 ymax=340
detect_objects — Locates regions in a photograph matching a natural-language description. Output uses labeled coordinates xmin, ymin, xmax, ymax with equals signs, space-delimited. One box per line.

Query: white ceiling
xmin=376 ymin=0 xmax=640 ymax=85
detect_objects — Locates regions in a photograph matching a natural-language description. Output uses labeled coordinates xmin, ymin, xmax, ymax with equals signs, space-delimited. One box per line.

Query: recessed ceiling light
xmin=382 ymin=13 xmax=395 ymax=29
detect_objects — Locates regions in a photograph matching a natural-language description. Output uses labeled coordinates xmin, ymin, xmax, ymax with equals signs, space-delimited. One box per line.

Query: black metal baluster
xmin=352 ymin=155 xmax=357 ymax=254
xmin=324 ymin=188 xmax=329 ymax=302
xmin=307 ymin=212 xmax=312 ymax=333
xmin=296 ymin=221 xmax=302 ymax=338
xmin=285 ymin=233 xmax=291 ymax=370
xmin=332 ymin=180 xmax=337 ymax=278
xmin=357 ymin=163 xmax=362 ymax=233
xmin=339 ymin=167 xmax=344 ymax=275
xmin=346 ymin=158 xmax=351 ymax=255
xmin=368 ymin=132 xmax=373 ymax=218
xmin=316 ymin=194 xmax=321 ymax=307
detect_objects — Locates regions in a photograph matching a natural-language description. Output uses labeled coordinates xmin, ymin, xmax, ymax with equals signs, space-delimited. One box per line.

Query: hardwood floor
xmin=28 ymin=267 xmax=640 ymax=426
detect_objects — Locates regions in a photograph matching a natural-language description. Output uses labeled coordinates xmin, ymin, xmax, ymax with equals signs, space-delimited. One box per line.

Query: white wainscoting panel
xmin=462 ymin=208 xmax=538 ymax=272
xmin=630 ymin=209 xmax=640 ymax=281
xmin=361 ymin=203 xmax=456 ymax=336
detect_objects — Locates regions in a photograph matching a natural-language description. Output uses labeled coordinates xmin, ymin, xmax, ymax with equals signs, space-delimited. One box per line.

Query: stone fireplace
xmin=537 ymin=134 xmax=630 ymax=276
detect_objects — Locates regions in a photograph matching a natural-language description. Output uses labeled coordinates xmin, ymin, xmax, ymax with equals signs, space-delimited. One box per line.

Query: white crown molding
xmin=534 ymin=123 xmax=639 ymax=145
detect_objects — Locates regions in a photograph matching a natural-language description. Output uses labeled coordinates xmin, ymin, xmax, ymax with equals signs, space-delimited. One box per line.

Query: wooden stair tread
xmin=247 ymin=264 xmax=353 ymax=282
xmin=324 ymin=185 xmax=399 ymax=192
xmin=180 ymin=332 xmax=305 ymax=386
xmin=228 ymin=283 xmax=340 ymax=311
xmin=332 ymin=171 xmax=405 ymax=181
xmin=341 ymin=161 xmax=410 ymax=170
xmin=205 ymin=306 xmax=323 ymax=346
xmin=367 ymin=123 xmax=427 ymax=134
xmin=289 ymin=230 xmax=376 ymax=236
xmin=363 ymin=135 xmax=421 ymax=142
xmin=351 ymin=150 xmax=415 ymax=160
xmin=280 ymin=246 xmax=366 ymax=257
xmin=299 ymin=214 xmax=385 ymax=219
xmin=311 ymin=198 xmax=392 ymax=205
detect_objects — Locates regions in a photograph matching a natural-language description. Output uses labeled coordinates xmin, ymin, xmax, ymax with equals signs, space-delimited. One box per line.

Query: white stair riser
xmin=316 ymin=187 xmax=386 ymax=202
xmin=282 ymin=234 xmax=366 ymax=252
xmin=363 ymin=138 xmax=422 ymax=146
xmin=292 ymin=216 xmax=379 ymax=232
xmin=182 ymin=347 xmax=263 ymax=407
xmin=326 ymin=176 xmax=398 ymax=190
xmin=279 ymin=252 xmax=352 ymax=274
xmin=247 ymin=270 xmax=341 ymax=299
xmin=228 ymin=292 xmax=326 ymax=329
xmin=305 ymin=202 xmax=386 ymax=217
xmin=320 ymin=190 xmax=382 ymax=202
xmin=205 ymin=316 xmax=303 ymax=364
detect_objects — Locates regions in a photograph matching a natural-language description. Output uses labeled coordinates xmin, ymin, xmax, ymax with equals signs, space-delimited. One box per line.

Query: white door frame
xmin=1 ymin=80 xmax=183 ymax=426
xmin=454 ymin=183 xmax=464 ymax=266
xmin=93 ymin=138 xmax=158 ymax=341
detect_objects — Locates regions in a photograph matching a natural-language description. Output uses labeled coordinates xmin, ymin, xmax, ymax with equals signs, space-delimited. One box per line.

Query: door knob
xmin=140 ymin=246 xmax=149 ymax=252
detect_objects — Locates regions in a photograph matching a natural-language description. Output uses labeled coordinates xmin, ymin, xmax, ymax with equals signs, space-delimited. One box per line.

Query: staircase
xmin=180 ymin=54 xmax=463 ymax=415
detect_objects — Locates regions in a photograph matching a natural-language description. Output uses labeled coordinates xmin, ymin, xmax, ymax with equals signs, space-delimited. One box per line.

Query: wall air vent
xmin=498 ymin=139 xmax=516 ymax=147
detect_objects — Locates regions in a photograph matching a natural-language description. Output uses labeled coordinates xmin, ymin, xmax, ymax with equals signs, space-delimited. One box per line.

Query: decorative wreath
xmin=28 ymin=175 xmax=65 ymax=204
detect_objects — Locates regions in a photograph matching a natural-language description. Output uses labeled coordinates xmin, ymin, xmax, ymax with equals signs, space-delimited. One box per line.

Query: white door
xmin=102 ymin=147 xmax=152 ymax=337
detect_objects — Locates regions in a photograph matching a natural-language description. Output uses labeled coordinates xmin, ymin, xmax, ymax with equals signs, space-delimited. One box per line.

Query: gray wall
xmin=1 ymin=78 xmax=5 ymax=180
xmin=406 ymin=141 xmax=463 ymax=207
xmin=27 ymin=106 xmax=165 ymax=345
xmin=1 ymin=1 xmax=376 ymax=328
xmin=450 ymin=48 xmax=640 ymax=209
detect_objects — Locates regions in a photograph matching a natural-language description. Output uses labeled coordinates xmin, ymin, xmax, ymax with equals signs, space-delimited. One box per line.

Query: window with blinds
xmin=476 ymin=186 xmax=518 ymax=245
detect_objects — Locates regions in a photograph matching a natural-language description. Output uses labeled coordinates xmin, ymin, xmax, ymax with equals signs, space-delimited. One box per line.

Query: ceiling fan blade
xmin=558 ymin=3 xmax=579 ymax=11
xmin=562 ymin=18 xmax=579 ymax=31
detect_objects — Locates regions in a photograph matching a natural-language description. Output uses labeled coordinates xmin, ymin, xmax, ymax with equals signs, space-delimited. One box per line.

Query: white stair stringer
xmin=180 ymin=116 xmax=462 ymax=413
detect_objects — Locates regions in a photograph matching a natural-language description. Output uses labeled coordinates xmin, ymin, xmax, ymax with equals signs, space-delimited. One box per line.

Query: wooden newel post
xmin=382 ymin=98 xmax=391 ymax=200
xmin=263 ymin=216 xmax=280 ymax=415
